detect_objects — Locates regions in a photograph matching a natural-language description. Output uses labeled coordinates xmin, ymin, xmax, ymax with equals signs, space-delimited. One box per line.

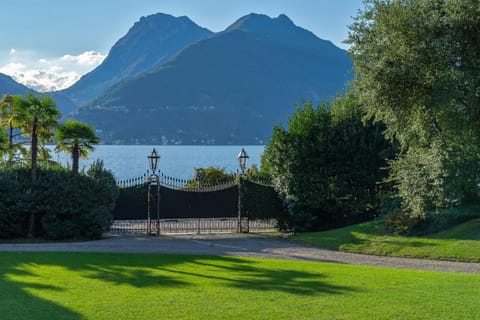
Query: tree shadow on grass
xmin=1 ymin=264 xmax=80 ymax=320
xmin=162 ymin=256 xmax=361 ymax=296
xmin=378 ymin=238 xmax=439 ymax=248
xmin=425 ymin=219 xmax=480 ymax=240
xmin=340 ymin=231 xmax=440 ymax=250
xmin=0 ymin=252 xmax=194 ymax=320
xmin=0 ymin=252 xmax=360 ymax=319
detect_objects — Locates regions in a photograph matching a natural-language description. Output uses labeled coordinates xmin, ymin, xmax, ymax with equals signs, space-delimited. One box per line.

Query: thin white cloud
xmin=61 ymin=51 xmax=105 ymax=66
xmin=10 ymin=48 xmax=16 ymax=55
xmin=0 ymin=50 xmax=106 ymax=92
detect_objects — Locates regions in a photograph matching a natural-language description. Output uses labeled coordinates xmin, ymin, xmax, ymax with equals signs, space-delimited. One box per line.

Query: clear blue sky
xmin=0 ymin=0 xmax=365 ymax=91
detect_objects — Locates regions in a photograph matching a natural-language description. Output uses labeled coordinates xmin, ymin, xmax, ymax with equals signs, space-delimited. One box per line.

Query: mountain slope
xmin=0 ymin=73 xmax=35 ymax=96
xmin=59 ymin=13 xmax=213 ymax=107
xmin=0 ymin=73 xmax=77 ymax=117
xmin=75 ymin=13 xmax=353 ymax=145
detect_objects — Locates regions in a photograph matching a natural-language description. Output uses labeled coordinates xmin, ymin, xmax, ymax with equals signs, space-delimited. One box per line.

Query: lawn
xmin=294 ymin=218 xmax=480 ymax=262
xmin=0 ymin=252 xmax=479 ymax=320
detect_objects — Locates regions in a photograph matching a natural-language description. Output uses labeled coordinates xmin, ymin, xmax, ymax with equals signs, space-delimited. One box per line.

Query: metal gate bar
xmin=109 ymin=218 xmax=276 ymax=235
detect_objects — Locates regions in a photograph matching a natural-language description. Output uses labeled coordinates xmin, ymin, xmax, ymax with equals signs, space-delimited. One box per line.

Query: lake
xmin=49 ymin=145 xmax=265 ymax=181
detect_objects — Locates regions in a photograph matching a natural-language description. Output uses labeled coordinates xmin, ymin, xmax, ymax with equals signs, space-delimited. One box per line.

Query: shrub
xmin=0 ymin=161 xmax=118 ymax=239
xmin=409 ymin=206 xmax=480 ymax=236
xmin=185 ymin=166 xmax=235 ymax=188
xmin=238 ymin=176 xmax=286 ymax=221
xmin=0 ymin=168 xmax=30 ymax=238
xmin=384 ymin=209 xmax=421 ymax=235
xmin=262 ymin=95 xmax=395 ymax=232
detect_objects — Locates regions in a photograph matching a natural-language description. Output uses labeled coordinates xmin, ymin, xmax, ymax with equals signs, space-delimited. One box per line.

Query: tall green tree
xmin=0 ymin=94 xmax=15 ymax=149
xmin=16 ymin=93 xmax=61 ymax=181
xmin=0 ymin=94 xmax=24 ymax=160
xmin=16 ymin=93 xmax=61 ymax=237
xmin=55 ymin=119 xmax=99 ymax=176
xmin=262 ymin=96 xmax=394 ymax=231
xmin=347 ymin=0 xmax=480 ymax=219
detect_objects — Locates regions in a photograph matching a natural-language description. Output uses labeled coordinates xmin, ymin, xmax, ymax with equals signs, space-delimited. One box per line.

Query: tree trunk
xmin=72 ymin=143 xmax=79 ymax=176
xmin=27 ymin=116 xmax=38 ymax=238
xmin=8 ymin=124 xmax=13 ymax=149
xmin=31 ymin=117 xmax=38 ymax=182
xmin=8 ymin=124 xmax=14 ymax=161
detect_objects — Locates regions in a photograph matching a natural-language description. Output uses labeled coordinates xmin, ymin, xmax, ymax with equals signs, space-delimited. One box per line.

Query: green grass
xmin=294 ymin=218 xmax=480 ymax=262
xmin=0 ymin=252 xmax=479 ymax=320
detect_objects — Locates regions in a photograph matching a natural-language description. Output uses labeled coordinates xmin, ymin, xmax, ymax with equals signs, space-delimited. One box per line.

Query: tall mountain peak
xmin=277 ymin=13 xmax=292 ymax=21
xmin=226 ymin=13 xmax=295 ymax=33
xmin=132 ymin=12 xmax=203 ymax=32
xmin=224 ymin=13 xmax=339 ymax=56
xmin=59 ymin=12 xmax=213 ymax=107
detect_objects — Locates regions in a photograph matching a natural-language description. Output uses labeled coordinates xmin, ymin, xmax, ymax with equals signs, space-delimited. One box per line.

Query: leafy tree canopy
xmin=185 ymin=166 xmax=235 ymax=188
xmin=262 ymin=95 xmax=394 ymax=231
xmin=348 ymin=0 xmax=480 ymax=219
xmin=55 ymin=119 xmax=100 ymax=175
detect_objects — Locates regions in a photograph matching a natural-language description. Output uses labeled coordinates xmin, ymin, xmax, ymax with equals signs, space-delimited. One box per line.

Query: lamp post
xmin=237 ymin=148 xmax=249 ymax=232
xmin=148 ymin=148 xmax=160 ymax=176
xmin=237 ymin=148 xmax=249 ymax=175
xmin=147 ymin=148 xmax=160 ymax=235
xmin=196 ymin=169 xmax=205 ymax=234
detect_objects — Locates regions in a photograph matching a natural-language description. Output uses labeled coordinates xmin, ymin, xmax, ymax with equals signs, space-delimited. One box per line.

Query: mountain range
xmin=1 ymin=12 xmax=353 ymax=145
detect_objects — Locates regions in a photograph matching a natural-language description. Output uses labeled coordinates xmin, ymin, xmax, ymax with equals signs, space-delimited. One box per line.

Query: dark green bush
xmin=409 ymin=206 xmax=480 ymax=236
xmin=185 ymin=166 xmax=235 ymax=188
xmin=384 ymin=202 xmax=480 ymax=236
xmin=0 ymin=168 xmax=30 ymax=238
xmin=262 ymin=96 xmax=395 ymax=232
xmin=384 ymin=209 xmax=421 ymax=235
xmin=238 ymin=177 xmax=286 ymax=221
xmin=0 ymin=161 xmax=118 ymax=239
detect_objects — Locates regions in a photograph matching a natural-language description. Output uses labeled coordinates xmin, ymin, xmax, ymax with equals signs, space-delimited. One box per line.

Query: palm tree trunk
xmin=8 ymin=124 xmax=14 ymax=162
xmin=8 ymin=124 xmax=13 ymax=149
xmin=27 ymin=116 xmax=38 ymax=238
xmin=31 ymin=117 xmax=38 ymax=182
xmin=72 ymin=143 xmax=79 ymax=176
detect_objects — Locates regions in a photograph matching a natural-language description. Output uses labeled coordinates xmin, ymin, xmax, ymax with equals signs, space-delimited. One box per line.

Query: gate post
xmin=147 ymin=176 xmax=152 ymax=235
xmin=237 ymin=177 xmax=242 ymax=233
xmin=147 ymin=175 xmax=160 ymax=236
xmin=236 ymin=148 xmax=249 ymax=233
xmin=156 ymin=177 xmax=160 ymax=236
xmin=147 ymin=148 xmax=161 ymax=236
xmin=237 ymin=175 xmax=244 ymax=233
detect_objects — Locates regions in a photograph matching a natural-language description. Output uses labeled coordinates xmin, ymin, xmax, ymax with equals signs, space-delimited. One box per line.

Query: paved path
xmin=0 ymin=233 xmax=479 ymax=274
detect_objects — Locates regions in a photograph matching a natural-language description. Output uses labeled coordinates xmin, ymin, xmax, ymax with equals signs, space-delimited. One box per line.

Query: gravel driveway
xmin=0 ymin=233 xmax=479 ymax=274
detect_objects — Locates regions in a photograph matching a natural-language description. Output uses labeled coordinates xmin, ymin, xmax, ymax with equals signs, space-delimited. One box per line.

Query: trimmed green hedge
xmin=0 ymin=161 xmax=118 ymax=239
xmin=239 ymin=177 xmax=285 ymax=221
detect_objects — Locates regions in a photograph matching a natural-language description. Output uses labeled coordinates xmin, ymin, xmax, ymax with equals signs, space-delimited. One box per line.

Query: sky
xmin=0 ymin=0 xmax=365 ymax=92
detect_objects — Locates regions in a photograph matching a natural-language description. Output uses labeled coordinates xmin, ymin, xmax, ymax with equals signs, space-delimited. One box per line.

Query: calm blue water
xmin=49 ymin=145 xmax=265 ymax=181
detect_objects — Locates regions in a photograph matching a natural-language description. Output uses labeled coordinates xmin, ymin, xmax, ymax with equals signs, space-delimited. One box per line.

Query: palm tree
xmin=16 ymin=93 xmax=60 ymax=238
xmin=0 ymin=94 xmax=14 ymax=147
xmin=0 ymin=94 xmax=23 ymax=160
xmin=55 ymin=119 xmax=99 ymax=176
xmin=17 ymin=93 xmax=61 ymax=182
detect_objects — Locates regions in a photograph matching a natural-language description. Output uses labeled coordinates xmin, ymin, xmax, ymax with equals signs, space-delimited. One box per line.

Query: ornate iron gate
xmin=112 ymin=173 xmax=277 ymax=234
